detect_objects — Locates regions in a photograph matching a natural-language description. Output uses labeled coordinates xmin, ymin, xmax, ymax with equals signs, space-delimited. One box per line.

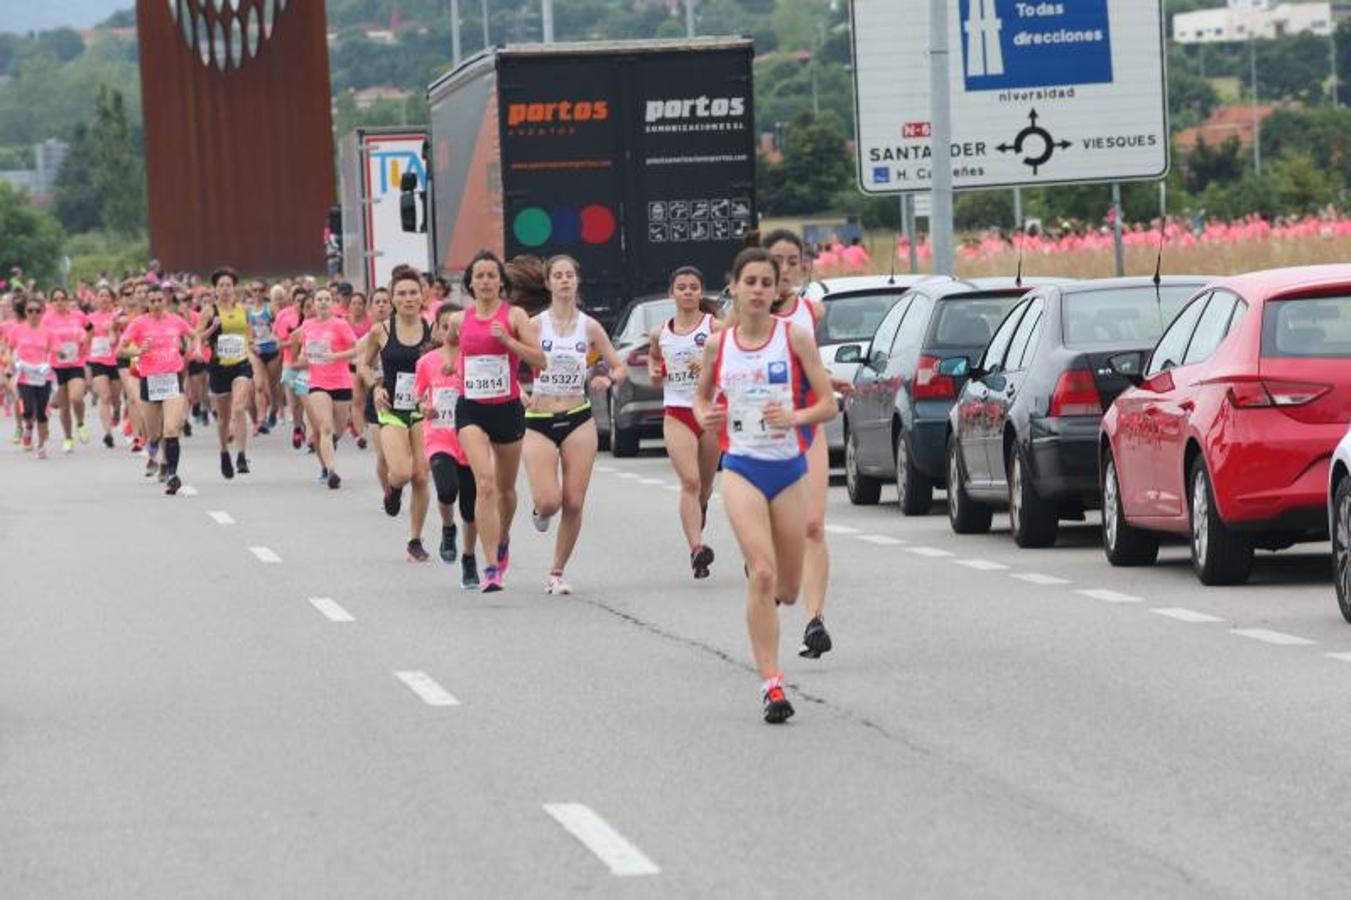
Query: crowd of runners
xmin=0 ymin=230 xmax=841 ymax=723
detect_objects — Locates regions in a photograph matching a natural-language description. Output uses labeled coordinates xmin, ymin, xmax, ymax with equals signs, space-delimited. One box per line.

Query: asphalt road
xmin=3 ymin=428 xmax=1349 ymax=898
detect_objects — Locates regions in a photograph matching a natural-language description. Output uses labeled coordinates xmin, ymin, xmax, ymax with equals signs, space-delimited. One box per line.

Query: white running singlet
xmin=658 ymin=312 xmax=713 ymax=409
xmin=713 ymin=320 xmax=805 ymax=461
xmin=533 ymin=311 xmax=590 ymax=398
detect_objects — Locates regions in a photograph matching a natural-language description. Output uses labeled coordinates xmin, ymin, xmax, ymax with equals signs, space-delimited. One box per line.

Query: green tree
xmin=0 ymin=182 xmax=67 ymax=285
xmin=52 ymin=123 xmax=104 ymax=234
xmin=91 ymin=85 xmax=146 ymax=238
xmin=1185 ymin=136 xmax=1244 ymax=194
xmin=758 ymin=117 xmax=851 ymax=215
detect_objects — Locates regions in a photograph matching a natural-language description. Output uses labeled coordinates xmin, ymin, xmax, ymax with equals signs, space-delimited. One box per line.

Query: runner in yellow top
xmin=197 ymin=267 xmax=255 ymax=479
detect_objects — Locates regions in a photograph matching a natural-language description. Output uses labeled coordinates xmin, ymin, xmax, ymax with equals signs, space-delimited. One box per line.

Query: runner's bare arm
xmin=692 ymin=333 xmax=725 ymax=432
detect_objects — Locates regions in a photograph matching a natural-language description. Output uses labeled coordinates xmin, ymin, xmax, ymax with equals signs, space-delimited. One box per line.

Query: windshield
xmin=929 ymin=295 xmax=1025 ymax=349
xmin=1062 ymin=285 xmax=1198 ymax=347
xmin=816 ymin=292 xmax=903 ymax=344
xmin=1263 ymin=295 xmax=1351 ymax=358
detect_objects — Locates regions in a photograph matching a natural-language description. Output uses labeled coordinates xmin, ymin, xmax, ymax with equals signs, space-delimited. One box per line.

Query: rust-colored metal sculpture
xmin=136 ymin=0 xmax=336 ymax=275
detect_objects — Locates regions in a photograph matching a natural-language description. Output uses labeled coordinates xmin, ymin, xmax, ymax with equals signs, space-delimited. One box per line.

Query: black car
xmin=941 ymin=276 xmax=1206 ymax=546
xmin=844 ymin=277 xmax=1069 ymax=513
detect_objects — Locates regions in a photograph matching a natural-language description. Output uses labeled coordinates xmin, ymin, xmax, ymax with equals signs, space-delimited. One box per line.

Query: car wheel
xmin=1007 ymin=445 xmax=1057 ymax=548
xmin=1334 ymin=478 xmax=1351 ymax=623
xmin=895 ymin=430 xmax=933 ymax=516
xmin=610 ymin=392 xmax=639 ymax=458
xmin=1101 ymin=449 xmax=1159 ymax=566
xmin=1189 ymin=457 xmax=1253 ymax=585
xmin=947 ymin=437 xmax=992 ymax=534
xmin=845 ymin=427 xmax=881 ymax=506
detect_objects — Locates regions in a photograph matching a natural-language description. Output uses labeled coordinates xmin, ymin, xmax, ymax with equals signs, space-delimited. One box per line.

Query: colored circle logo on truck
xmin=513 ymin=205 xmax=616 ymax=247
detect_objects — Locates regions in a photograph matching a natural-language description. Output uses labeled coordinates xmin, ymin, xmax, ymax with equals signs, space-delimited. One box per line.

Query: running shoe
xmin=21 ymin=430 xmax=32 ymax=450
xmin=235 ymin=452 xmax=249 ymax=475
xmin=531 ymin=508 xmax=552 ymax=533
xmin=691 ymin=545 xmax=715 ymax=579
xmin=220 ymin=451 xmax=234 ymax=479
xmin=61 ymin=438 xmax=74 ymax=454
xmin=383 ymin=485 xmax=403 ymax=517
xmin=257 ymin=423 xmax=270 ymax=436
xmin=327 ymin=471 xmax=341 ymax=490
xmin=356 ymin=435 xmax=367 ymax=450
xmin=291 ymin=426 xmax=304 ymax=449
xmin=131 ymin=437 xmax=143 ymax=453
xmin=439 ymin=524 xmax=458 ymax=564
xmin=460 ymin=554 xmax=480 ymax=589
xmin=165 ymin=474 xmax=182 ymax=495
xmin=407 ymin=539 xmax=430 ymax=563
xmin=182 ymin=421 xmax=192 ymax=437
xmin=799 ymin=616 xmax=833 ymax=659
xmin=762 ymin=681 xmax=795 ymax=724
xmin=545 ymin=571 xmax=572 ymax=595
xmin=268 ymin=409 xmax=278 ymax=429
xmin=145 ymin=456 xmax=158 ymax=477
xmin=102 ymin=433 xmax=114 ymax=448
xmin=481 ymin=564 xmax=503 ymax=593
xmin=77 ymin=423 xmax=90 ymax=443
xmin=34 ymin=446 xmax=46 ymax=460
xmin=317 ymin=468 xmax=329 ymax=484
xmin=496 ymin=540 xmax=511 ymax=576
xmin=122 ymin=419 xmax=133 ymax=437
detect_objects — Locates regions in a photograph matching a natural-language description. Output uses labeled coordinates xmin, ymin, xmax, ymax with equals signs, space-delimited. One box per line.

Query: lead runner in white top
xmin=520 ymin=255 xmax=628 ymax=595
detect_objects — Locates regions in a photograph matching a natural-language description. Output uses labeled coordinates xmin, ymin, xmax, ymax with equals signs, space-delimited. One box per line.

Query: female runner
xmin=43 ymin=287 xmax=90 ymax=453
xmin=86 ymin=284 xmax=123 ymax=448
xmin=693 ymin=247 xmax=835 ymax=724
xmin=247 ymin=281 xmax=280 ymax=434
xmin=275 ymin=285 xmax=307 ymax=448
xmin=415 ymin=301 xmax=481 ymax=587
xmin=11 ymin=294 xmax=58 ymax=457
xmin=293 ymin=287 xmax=359 ymax=489
xmin=198 ymin=267 xmax=253 ymax=478
xmin=359 ymin=267 xmax=436 ymax=561
xmin=118 ymin=284 xmax=194 ymax=495
xmin=648 ymin=266 xmax=722 ymax=578
xmin=446 ymin=251 xmax=546 ymax=592
xmin=116 ymin=283 xmax=147 ymax=451
xmin=347 ymin=290 xmax=372 ymax=447
xmin=522 ymin=255 xmax=626 ymax=594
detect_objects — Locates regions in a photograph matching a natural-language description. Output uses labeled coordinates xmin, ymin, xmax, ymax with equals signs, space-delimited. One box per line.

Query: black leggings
xmin=430 ymin=453 xmax=476 ymax=522
xmin=18 ymin=383 xmax=51 ymax=423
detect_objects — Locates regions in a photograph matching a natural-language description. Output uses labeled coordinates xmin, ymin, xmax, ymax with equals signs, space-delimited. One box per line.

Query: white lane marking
xmin=308 ymin=597 xmax=355 ymax=623
xmin=207 ymin=510 xmax=235 ymax=525
xmin=617 ymin=472 xmax=641 ymax=480
xmin=954 ymin=559 xmax=1008 ymax=571
xmin=1232 ymin=628 xmax=1316 ymax=647
xmin=1011 ymin=572 xmax=1070 ymax=586
xmin=1151 ymin=607 xmax=1224 ymax=624
xmin=180 ymin=485 xmax=198 ymax=496
xmin=543 ymin=804 xmax=660 ymax=877
xmin=394 ymin=670 xmax=460 ymax=706
xmin=1077 ymin=588 xmax=1144 ymax=604
xmin=906 ymin=547 xmax=954 ymax=558
xmin=640 ymin=478 xmax=666 ymax=486
xmin=856 ymin=534 xmax=906 ymax=546
xmin=595 ymin=465 xmax=615 ymax=473
xmin=249 ymin=546 xmax=282 ymax=564
xmin=663 ymin=485 xmax=681 ymax=492
xmin=1326 ymin=652 xmax=1351 ymax=663
xmin=824 ymin=524 xmax=860 ymax=535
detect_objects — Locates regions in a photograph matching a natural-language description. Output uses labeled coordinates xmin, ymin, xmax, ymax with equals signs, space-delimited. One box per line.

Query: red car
xmin=1099 ymin=266 xmax=1351 ymax=584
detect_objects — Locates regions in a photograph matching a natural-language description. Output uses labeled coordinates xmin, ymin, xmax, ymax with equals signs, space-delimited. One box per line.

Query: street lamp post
xmin=927 ymin=0 xmax=955 ymax=276
xmin=542 ymin=0 xmax=554 ymax=42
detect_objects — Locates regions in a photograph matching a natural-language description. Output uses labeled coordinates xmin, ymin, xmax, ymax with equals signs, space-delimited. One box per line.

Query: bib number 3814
xmin=464 ymin=354 xmax=510 ymax=401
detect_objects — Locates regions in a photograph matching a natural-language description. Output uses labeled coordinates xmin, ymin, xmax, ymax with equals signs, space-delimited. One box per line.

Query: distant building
xmin=1173 ymin=0 xmax=1351 ymax=43
xmin=1175 ymin=104 xmax=1278 ymax=153
xmin=34 ymin=139 xmax=68 ymax=197
xmin=350 ymin=86 xmax=413 ymax=110
xmin=0 ymin=170 xmax=38 ymax=195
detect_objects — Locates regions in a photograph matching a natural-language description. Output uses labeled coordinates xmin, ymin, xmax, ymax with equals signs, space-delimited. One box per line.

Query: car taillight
xmin=1048 ymin=368 xmax=1102 ymax=416
xmin=1227 ymin=379 xmax=1330 ymax=408
xmin=914 ymin=354 xmax=955 ymax=400
xmin=626 ymin=346 xmax=648 ymax=367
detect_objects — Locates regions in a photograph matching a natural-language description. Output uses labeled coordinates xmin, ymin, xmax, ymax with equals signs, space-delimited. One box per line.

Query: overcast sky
xmin=3 ymin=1 xmax=131 ymax=34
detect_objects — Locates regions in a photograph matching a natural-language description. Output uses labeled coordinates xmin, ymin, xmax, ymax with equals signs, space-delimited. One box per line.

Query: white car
xmin=802 ymin=274 xmax=936 ymax=459
xmin=1330 ymin=426 xmax=1351 ymax=621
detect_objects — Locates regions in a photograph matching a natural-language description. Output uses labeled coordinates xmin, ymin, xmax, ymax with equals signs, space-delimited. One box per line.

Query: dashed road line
xmin=180 ymin=485 xmax=198 ymax=496
xmin=954 ymin=559 xmax=1008 ymax=571
xmin=856 ymin=534 xmax=906 ymax=546
xmin=640 ymin=478 xmax=665 ymax=486
xmin=249 ymin=546 xmax=282 ymax=564
xmin=1011 ymin=572 xmax=1071 ymax=585
xmin=543 ymin=803 xmax=660 ymax=877
xmin=663 ymin=485 xmax=681 ymax=492
xmin=905 ymin=547 xmax=954 ymax=558
xmin=1232 ymin=628 xmax=1316 ymax=647
xmin=207 ymin=510 xmax=235 ymax=525
xmin=1325 ymin=652 xmax=1351 ymax=663
xmin=308 ymin=597 xmax=355 ymax=623
xmin=595 ymin=465 xmax=615 ymax=473
xmin=1151 ymin=607 xmax=1224 ymax=624
xmin=394 ymin=670 xmax=460 ymax=706
xmin=1077 ymin=588 xmax=1144 ymax=604
xmin=617 ymin=472 xmax=641 ymax=480
xmin=824 ymin=524 xmax=860 ymax=535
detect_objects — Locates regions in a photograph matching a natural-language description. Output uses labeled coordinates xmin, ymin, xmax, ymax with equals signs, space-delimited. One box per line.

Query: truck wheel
xmin=1007 ymin=445 xmax=1057 ymax=548
xmin=1334 ymin=477 xmax=1351 ymax=623
xmin=896 ymin=430 xmax=933 ymax=516
xmin=845 ymin=427 xmax=881 ymax=505
xmin=1189 ymin=458 xmax=1252 ymax=585
xmin=947 ymin=437 xmax=992 ymax=534
xmin=609 ymin=394 xmax=639 ymax=458
xmin=1101 ymin=449 xmax=1159 ymax=566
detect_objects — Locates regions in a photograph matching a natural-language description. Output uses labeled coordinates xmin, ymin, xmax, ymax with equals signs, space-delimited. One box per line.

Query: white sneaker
xmin=545 ymin=572 xmax=572 ymax=595
xmin=532 ymin=508 xmax=552 ymax=533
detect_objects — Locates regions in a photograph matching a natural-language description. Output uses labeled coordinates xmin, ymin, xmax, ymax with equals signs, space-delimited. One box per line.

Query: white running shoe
xmin=532 ymin=508 xmax=552 ymax=533
xmin=545 ymin=572 xmax=572 ymax=595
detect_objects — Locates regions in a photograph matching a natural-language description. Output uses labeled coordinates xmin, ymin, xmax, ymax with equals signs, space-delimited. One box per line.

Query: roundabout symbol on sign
xmin=997 ymin=109 xmax=1071 ymax=175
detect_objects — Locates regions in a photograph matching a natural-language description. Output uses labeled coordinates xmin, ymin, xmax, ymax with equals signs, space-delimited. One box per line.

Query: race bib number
xmin=305 ymin=339 xmax=330 ymax=363
xmin=431 ymin=387 xmax=459 ymax=429
xmin=17 ymin=360 xmax=49 ymax=386
xmin=393 ymin=371 xmax=417 ymax=411
xmin=252 ymin=321 xmax=274 ymax=342
xmin=91 ymin=336 xmax=112 ymax=358
xmin=57 ymin=342 xmax=78 ymax=364
xmin=146 ymin=372 xmax=181 ymax=401
xmin=727 ymin=383 xmax=794 ymax=453
xmin=217 ymin=334 xmax=246 ymax=363
xmin=464 ymin=354 xmax=510 ymax=400
xmin=666 ymin=349 xmax=700 ymax=388
xmin=534 ymin=351 xmax=585 ymax=396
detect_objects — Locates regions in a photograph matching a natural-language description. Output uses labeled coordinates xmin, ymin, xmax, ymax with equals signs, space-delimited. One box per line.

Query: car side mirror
xmin=1106 ymin=350 xmax=1146 ymax=387
xmin=399 ymin=171 xmax=420 ymax=233
xmin=937 ymin=356 xmax=970 ymax=378
xmin=835 ymin=344 xmax=863 ymax=364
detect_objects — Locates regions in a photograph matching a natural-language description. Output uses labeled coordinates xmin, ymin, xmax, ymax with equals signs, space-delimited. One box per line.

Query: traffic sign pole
xmin=1112 ymin=182 xmax=1125 ymax=276
xmin=928 ymin=0 xmax=955 ymax=276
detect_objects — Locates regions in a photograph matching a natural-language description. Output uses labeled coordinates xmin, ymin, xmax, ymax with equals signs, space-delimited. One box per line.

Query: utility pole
xmin=1333 ymin=24 xmax=1341 ymax=108
xmin=1111 ymin=183 xmax=1125 ymax=277
xmin=450 ymin=0 xmax=462 ymax=68
xmin=542 ymin=0 xmax=554 ymax=42
xmin=903 ymin=195 xmax=919 ymax=273
xmin=684 ymin=0 xmax=696 ymax=39
xmin=927 ymin=0 xmax=954 ymax=276
xmin=481 ymin=0 xmax=489 ymax=48
xmin=1250 ymin=35 xmax=1262 ymax=175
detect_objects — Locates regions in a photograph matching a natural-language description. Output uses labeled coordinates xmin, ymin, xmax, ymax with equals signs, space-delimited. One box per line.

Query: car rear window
xmin=1062 ymin=285 xmax=1197 ymax=347
xmin=929 ymin=295 xmax=1024 ymax=348
xmin=816 ymin=293 xmax=903 ymax=344
xmin=1262 ymin=295 xmax=1351 ymax=358
xmin=640 ymin=300 xmax=676 ymax=332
